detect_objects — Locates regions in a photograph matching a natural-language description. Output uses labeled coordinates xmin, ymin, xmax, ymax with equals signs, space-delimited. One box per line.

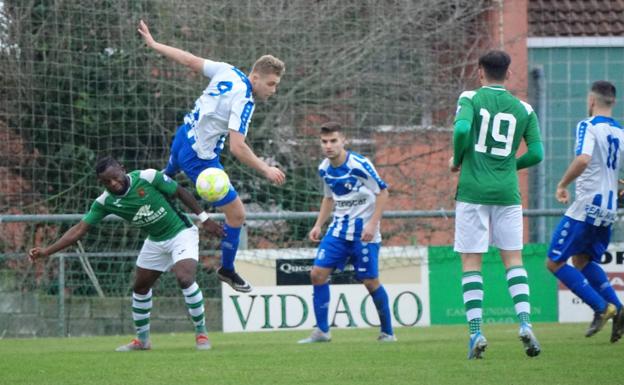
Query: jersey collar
xmin=482 ymin=85 xmax=506 ymax=91
xmin=590 ymin=115 xmax=622 ymax=128
xmin=329 ymin=151 xmax=350 ymax=169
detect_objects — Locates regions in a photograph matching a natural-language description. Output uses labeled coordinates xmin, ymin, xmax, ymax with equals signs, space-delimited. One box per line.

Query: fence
xmin=3 ymin=209 xmax=616 ymax=337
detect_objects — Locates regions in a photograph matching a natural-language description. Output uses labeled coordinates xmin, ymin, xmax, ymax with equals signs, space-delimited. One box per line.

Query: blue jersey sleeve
xmin=575 ymin=120 xmax=596 ymax=156
xmin=353 ymin=156 xmax=387 ymax=194
xmin=229 ymin=92 xmax=255 ymax=136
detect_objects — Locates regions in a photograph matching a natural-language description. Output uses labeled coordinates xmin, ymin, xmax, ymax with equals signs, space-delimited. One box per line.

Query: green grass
xmin=0 ymin=323 xmax=622 ymax=385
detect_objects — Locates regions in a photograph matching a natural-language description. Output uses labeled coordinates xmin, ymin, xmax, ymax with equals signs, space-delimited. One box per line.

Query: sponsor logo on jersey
xmin=585 ymin=204 xmax=616 ymax=225
xmin=335 ymin=198 xmax=367 ymax=208
xmin=133 ymin=205 xmax=154 ymax=221
xmin=132 ymin=204 xmax=166 ymax=225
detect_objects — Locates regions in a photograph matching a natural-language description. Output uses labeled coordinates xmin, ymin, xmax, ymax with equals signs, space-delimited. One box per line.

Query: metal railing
xmin=2 ymin=208 xmax=621 ymax=337
xmin=0 ymin=208 xmax=591 ymax=223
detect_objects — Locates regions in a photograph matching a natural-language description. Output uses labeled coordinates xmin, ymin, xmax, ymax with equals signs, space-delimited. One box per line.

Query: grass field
xmin=1 ymin=323 xmax=622 ymax=385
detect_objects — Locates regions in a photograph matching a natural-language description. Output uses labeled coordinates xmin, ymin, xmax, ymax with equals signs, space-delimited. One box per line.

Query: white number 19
xmin=475 ymin=108 xmax=516 ymax=157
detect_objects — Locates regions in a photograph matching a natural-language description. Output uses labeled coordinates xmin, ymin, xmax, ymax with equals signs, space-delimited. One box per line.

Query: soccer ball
xmin=196 ymin=168 xmax=230 ymax=202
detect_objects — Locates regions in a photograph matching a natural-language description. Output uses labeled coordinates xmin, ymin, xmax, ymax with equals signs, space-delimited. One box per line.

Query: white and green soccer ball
xmin=196 ymin=168 xmax=230 ymax=202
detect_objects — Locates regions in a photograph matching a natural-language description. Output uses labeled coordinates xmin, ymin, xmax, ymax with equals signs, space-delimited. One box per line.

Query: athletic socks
xmin=313 ymin=283 xmax=330 ymax=333
xmin=132 ymin=290 xmax=152 ymax=343
xmin=371 ymin=285 xmax=393 ymax=336
xmin=462 ymin=272 xmax=483 ymax=336
xmin=581 ymin=261 xmax=622 ymax=310
xmin=182 ymin=282 xmax=207 ymax=334
xmin=221 ymin=224 xmax=241 ymax=271
xmin=555 ymin=264 xmax=607 ymax=312
xmin=506 ymin=266 xmax=532 ymax=325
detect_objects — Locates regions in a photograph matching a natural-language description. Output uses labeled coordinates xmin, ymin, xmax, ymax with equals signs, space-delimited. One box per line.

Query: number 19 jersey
xmin=454 ymin=85 xmax=542 ymax=205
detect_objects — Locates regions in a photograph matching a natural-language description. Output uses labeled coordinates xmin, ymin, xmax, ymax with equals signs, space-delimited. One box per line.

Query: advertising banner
xmin=275 ymin=258 xmax=358 ymax=285
xmin=222 ymin=283 xmax=429 ymax=332
xmin=428 ymin=243 xmax=558 ymax=324
xmin=222 ymin=246 xmax=429 ymax=332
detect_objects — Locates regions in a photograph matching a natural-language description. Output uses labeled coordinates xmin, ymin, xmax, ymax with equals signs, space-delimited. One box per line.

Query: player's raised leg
xmin=216 ymin=197 xmax=252 ymax=292
xmin=462 ymin=268 xmax=487 ymax=359
xmin=574 ymin=248 xmax=624 ymax=342
xmin=455 ymin=203 xmax=488 ymax=359
xmin=501 ymin=259 xmax=540 ymax=357
xmin=573 ymin=255 xmax=623 ymax=341
xmin=548 ymin=257 xmax=616 ymax=337
xmin=162 ymin=123 xmax=188 ymax=178
xmin=547 ymin=218 xmax=616 ymax=337
xmin=461 ymin=258 xmax=487 ymax=359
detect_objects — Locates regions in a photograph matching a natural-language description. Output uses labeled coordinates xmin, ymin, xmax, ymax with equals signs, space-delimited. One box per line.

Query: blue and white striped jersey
xmin=566 ymin=116 xmax=624 ymax=226
xmin=319 ymin=151 xmax=388 ymax=242
xmin=183 ymin=60 xmax=255 ymax=160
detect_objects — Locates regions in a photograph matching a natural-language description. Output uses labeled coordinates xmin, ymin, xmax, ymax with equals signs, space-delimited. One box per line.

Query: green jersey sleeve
xmin=515 ymin=111 xmax=544 ymax=169
xmin=82 ymin=198 xmax=108 ymax=225
xmin=453 ymin=119 xmax=471 ymax=167
xmin=454 ymin=91 xmax=476 ymax=124
xmin=453 ymin=91 xmax=477 ymax=167
xmin=523 ymin=111 xmax=542 ymax=145
xmin=139 ymin=169 xmax=178 ymax=196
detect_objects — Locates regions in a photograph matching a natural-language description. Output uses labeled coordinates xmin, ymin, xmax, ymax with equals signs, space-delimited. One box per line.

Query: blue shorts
xmin=164 ymin=124 xmax=238 ymax=207
xmin=547 ymin=215 xmax=612 ymax=263
xmin=315 ymin=234 xmax=380 ymax=280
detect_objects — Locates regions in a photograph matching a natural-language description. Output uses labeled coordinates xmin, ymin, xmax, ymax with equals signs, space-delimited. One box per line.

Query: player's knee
xmin=133 ymin=283 xmax=152 ymax=295
xmin=226 ymin=209 xmax=245 ymax=227
xmin=571 ymin=255 xmax=590 ymax=269
xmin=175 ymin=274 xmax=195 ymax=289
xmin=362 ymin=278 xmax=380 ymax=293
xmin=546 ymin=258 xmax=563 ymax=273
xmin=310 ymin=269 xmax=327 ymax=285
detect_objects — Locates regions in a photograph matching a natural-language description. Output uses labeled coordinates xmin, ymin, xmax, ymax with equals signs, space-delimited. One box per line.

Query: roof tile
xmin=529 ymin=0 xmax=624 ymax=36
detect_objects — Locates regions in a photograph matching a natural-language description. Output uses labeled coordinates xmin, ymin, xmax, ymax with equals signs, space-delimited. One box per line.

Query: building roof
xmin=529 ymin=0 xmax=624 ymax=36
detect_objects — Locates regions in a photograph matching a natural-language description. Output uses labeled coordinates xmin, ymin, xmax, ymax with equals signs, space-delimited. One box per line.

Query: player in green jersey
xmin=450 ymin=50 xmax=544 ymax=359
xmin=29 ymin=157 xmax=224 ymax=351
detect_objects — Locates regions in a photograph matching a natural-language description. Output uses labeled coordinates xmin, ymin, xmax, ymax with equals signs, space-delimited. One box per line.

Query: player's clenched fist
xmin=28 ymin=247 xmax=47 ymax=262
xmin=308 ymin=226 xmax=322 ymax=242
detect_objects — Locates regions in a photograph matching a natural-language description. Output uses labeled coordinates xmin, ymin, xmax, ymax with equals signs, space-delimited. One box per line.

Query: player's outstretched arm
xmin=28 ymin=221 xmax=91 ymax=261
xmin=229 ymin=131 xmax=285 ymax=185
xmin=309 ymin=197 xmax=334 ymax=242
xmin=137 ymin=19 xmax=204 ymax=73
xmin=172 ymin=185 xmax=225 ymax=237
xmin=362 ymin=188 xmax=389 ymax=242
xmin=555 ymin=154 xmax=591 ymax=204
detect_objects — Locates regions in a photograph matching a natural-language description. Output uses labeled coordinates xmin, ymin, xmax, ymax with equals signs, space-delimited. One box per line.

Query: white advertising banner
xmin=559 ymin=242 xmax=624 ymax=323
xmin=221 ymin=245 xmax=429 ymax=332
xmin=222 ymin=283 xmax=430 ymax=332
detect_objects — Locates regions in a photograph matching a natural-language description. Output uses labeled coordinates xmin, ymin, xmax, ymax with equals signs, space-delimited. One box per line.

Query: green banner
xmin=429 ymin=243 xmax=557 ymax=325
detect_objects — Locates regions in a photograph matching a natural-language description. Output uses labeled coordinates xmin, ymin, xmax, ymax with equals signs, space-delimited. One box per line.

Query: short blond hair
xmin=251 ymin=55 xmax=285 ymax=77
